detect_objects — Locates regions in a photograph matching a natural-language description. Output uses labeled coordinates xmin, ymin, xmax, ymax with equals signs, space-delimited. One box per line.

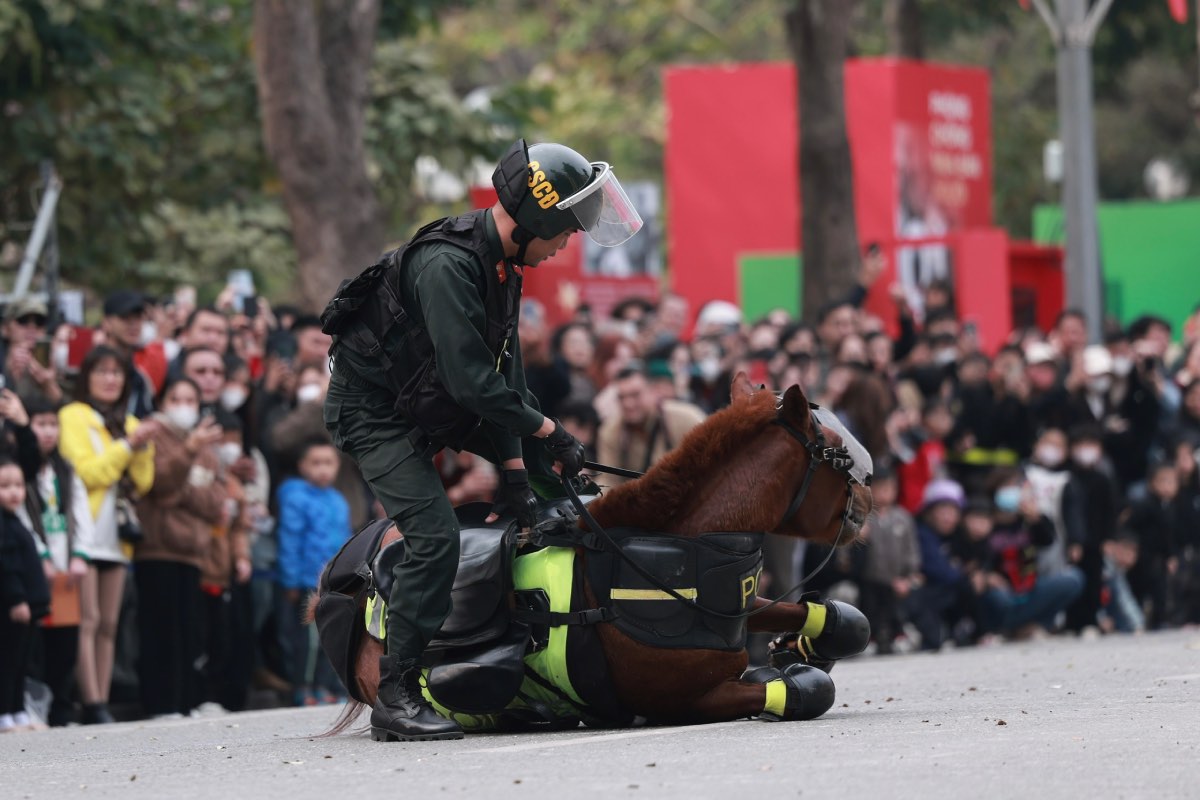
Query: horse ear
xmin=780 ymin=384 xmax=811 ymax=427
xmin=730 ymin=371 xmax=756 ymax=404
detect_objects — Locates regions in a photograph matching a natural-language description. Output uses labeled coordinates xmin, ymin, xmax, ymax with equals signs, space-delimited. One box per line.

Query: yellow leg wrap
xmin=799 ymin=601 xmax=827 ymax=638
xmin=764 ymin=679 xmax=788 ymax=718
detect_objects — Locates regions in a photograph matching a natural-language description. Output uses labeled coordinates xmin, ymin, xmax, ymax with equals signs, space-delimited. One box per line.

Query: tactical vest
xmin=321 ymin=210 xmax=521 ymax=451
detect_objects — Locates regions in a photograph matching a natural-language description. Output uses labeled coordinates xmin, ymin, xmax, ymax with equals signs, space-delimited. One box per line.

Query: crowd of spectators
xmin=2 ymin=256 xmax=1199 ymax=730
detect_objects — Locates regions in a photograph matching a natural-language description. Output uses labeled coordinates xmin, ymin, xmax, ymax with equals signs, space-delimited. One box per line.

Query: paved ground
xmin=3 ymin=629 xmax=1198 ymax=800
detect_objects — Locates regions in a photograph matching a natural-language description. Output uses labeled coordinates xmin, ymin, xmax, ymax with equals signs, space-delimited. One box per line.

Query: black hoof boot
xmin=370 ymin=656 xmax=464 ymax=742
xmin=754 ymin=663 xmax=835 ymax=722
xmin=779 ymin=663 xmax=836 ymax=720
xmin=768 ymin=600 xmax=871 ymax=673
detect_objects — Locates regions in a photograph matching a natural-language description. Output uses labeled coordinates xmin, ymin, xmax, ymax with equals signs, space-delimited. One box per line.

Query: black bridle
xmin=562 ymin=401 xmax=869 ymax=622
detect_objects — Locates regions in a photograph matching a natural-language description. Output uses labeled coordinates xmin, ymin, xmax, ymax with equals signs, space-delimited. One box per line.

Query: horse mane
xmin=588 ymin=390 xmax=779 ymax=531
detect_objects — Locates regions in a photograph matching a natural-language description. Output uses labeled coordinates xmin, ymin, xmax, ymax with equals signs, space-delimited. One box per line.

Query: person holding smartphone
xmin=1 ymin=297 xmax=62 ymax=406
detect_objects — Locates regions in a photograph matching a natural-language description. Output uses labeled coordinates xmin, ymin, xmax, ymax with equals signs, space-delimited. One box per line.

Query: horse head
xmin=742 ymin=374 xmax=874 ymax=546
xmin=587 ymin=372 xmax=872 ymax=546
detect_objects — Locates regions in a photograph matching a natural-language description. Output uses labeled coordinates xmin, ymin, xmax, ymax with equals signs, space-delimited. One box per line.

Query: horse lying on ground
xmin=312 ymin=374 xmax=874 ymax=735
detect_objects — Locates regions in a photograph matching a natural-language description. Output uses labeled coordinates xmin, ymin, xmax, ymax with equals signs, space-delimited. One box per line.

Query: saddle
xmin=369 ymin=503 xmax=527 ymax=714
xmin=315 ymin=499 xmax=585 ymax=713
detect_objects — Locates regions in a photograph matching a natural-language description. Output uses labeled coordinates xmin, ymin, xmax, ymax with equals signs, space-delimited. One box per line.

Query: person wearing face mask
xmin=198 ymin=420 xmax=255 ymax=712
xmin=1060 ymin=424 xmax=1121 ymax=633
xmin=134 ymin=377 xmax=227 ymax=718
xmin=1023 ymin=427 xmax=1072 ymax=577
xmin=1065 ymin=344 xmax=1161 ymax=492
xmin=976 ymin=468 xmax=1083 ymax=640
xmin=99 ymin=291 xmax=164 ymax=418
xmin=267 ymin=365 xmax=369 ymax=531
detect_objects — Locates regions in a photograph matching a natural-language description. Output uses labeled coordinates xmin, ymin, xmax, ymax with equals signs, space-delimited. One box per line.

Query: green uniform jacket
xmin=334 ymin=211 xmax=544 ymax=462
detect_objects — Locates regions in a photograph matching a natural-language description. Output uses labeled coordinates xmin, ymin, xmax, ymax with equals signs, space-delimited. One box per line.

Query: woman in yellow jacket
xmin=58 ymin=346 xmax=156 ymax=725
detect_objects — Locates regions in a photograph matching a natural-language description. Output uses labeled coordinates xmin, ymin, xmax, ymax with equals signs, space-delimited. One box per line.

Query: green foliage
xmin=0 ymin=0 xmax=284 ymax=299
xmin=415 ymin=0 xmax=793 ymax=180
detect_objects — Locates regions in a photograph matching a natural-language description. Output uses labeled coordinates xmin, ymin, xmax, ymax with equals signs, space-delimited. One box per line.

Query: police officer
xmin=322 ymin=139 xmax=641 ymax=741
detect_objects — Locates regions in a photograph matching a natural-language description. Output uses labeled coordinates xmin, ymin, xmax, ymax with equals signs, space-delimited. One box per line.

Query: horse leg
xmin=746 ymin=598 xmax=813 ymax=633
xmin=669 ymin=666 xmax=836 ymax=724
xmin=747 ymin=597 xmax=871 ymax=671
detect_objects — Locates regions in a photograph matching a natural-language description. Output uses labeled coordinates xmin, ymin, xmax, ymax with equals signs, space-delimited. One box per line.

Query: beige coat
xmin=595 ymin=399 xmax=707 ymax=486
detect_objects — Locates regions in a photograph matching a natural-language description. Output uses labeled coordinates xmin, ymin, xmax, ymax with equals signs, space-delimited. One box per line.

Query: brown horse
xmin=320 ymin=373 xmax=873 ymax=732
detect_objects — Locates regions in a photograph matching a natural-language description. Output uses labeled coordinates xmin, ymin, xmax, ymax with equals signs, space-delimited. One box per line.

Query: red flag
xmin=1167 ymin=0 xmax=1188 ymax=23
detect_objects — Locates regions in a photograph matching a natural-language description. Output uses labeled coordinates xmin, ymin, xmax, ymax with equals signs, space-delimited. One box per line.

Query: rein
xmin=563 ymin=410 xmax=863 ymax=622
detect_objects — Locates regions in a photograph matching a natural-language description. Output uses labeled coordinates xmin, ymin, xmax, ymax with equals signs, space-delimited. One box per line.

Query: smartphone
xmin=226 ymin=269 xmax=255 ymax=298
xmin=33 ymin=338 xmax=51 ymax=368
xmin=242 ymin=294 xmax=259 ymax=319
xmin=265 ymin=329 xmax=298 ymax=364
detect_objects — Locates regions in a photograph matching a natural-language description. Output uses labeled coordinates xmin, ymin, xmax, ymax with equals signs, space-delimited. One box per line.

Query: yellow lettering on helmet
xmin=528 ymin=169 xmax=546 ymax=188
xmin=537 ymin=189 xmax=559 ymax=209
xmin=527 ymin=161 xmax=541 ymax=187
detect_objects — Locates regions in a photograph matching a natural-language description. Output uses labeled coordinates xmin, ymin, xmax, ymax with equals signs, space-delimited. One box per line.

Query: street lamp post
xmin=1033 ymin=0 xmax=1113 ymax=343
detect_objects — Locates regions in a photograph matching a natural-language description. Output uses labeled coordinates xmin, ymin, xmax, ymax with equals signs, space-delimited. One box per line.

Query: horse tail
xmin=316 ymin=699 xmax=369 ymax=738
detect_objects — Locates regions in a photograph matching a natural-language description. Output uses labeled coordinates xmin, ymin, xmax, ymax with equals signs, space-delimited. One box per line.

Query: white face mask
xmin=296 ymin=383 xmax=323 ymax=405
xmin=1073 ymin=446 xmax=1102 ymax=468
xmin=1087 ymin=376 xmax=1112 ymax=395
xmin=697 ymin=358 xmax=722 ymax=382
xmin=1035 ymin=444 xmax=1065 ymax=468
xmin=217 ymin=442 xmax=242 ymax=466
xmin=1112 ymin=356 xmax=1133 ymax=377
xmin=934 ymin=347 xmax=958 ymax=366
xmin=220 ymin=386 xmax=248 ymax=412
xmin=164 ymin=405 xmax=199 ymax=431
xmin=140 ymin=321 xmax=159 ymax=346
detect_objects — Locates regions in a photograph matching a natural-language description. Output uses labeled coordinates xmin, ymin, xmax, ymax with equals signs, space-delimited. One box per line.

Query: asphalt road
xmin=3 ymin=629 xmax=1198 ymax=800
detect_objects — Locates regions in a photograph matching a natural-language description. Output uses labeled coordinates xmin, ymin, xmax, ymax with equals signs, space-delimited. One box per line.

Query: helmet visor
xmin=555 ymin=162 xmax=643 ymax=247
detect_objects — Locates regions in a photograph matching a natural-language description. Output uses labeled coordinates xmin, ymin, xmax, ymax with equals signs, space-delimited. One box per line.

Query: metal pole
xmin=1054 ymin=0 xmax=1106 ymax=343
xmin=40 ymin=161 xmax=62 ymax=331
xmin=13 ymin=168 xmax=63 ymax=301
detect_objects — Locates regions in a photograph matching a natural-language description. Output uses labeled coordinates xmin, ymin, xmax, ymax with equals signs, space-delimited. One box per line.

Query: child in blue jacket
xmin=275 ymin=439 xmax=351 ymax=705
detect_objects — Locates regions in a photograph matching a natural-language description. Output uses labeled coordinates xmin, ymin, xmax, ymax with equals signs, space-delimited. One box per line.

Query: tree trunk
xmin=252 ymin=0 xmax=384 ymax=310
xmin=787 ymin=0 xmax=862 ymax=323
xmin=885 ymin=0 xmax=924 ymax=60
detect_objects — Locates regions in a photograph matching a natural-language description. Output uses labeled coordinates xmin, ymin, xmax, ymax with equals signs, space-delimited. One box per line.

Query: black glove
xmin=542 ymin=419 xmax=586 ymax=478
xmin=489 ymin=469 xmax=538 ymax=530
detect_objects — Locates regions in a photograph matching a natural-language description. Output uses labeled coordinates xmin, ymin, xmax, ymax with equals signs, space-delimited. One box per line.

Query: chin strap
xmin=511 ymin=226 xmax=536 ymax=266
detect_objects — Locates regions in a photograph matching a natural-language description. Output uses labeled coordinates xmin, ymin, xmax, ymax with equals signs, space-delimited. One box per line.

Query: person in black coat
xmin=0 ymin=454 xmax=50 ymax=730
xmin=1061 ymin=424 xmax=1122 ymax=632
xmin=1124 ymin=460 xmax=1186 ymax=629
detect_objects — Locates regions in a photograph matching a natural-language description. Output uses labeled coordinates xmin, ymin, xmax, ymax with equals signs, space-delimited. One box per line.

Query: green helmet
xmin=492 ymin=138 xmax=642 ymax=249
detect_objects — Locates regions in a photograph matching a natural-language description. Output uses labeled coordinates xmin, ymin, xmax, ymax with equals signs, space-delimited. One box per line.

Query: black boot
xmin=82 ymin=703 xmax=115 ymax=725
xmin=370 ymin=656 xmax=463 ymax=742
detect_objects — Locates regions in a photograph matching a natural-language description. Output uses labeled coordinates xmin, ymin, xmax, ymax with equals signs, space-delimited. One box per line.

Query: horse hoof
xmin=780 ymin=663 xmax=835 ymax=721
xmin=813 ymin=600 xmax=871 ymax=661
